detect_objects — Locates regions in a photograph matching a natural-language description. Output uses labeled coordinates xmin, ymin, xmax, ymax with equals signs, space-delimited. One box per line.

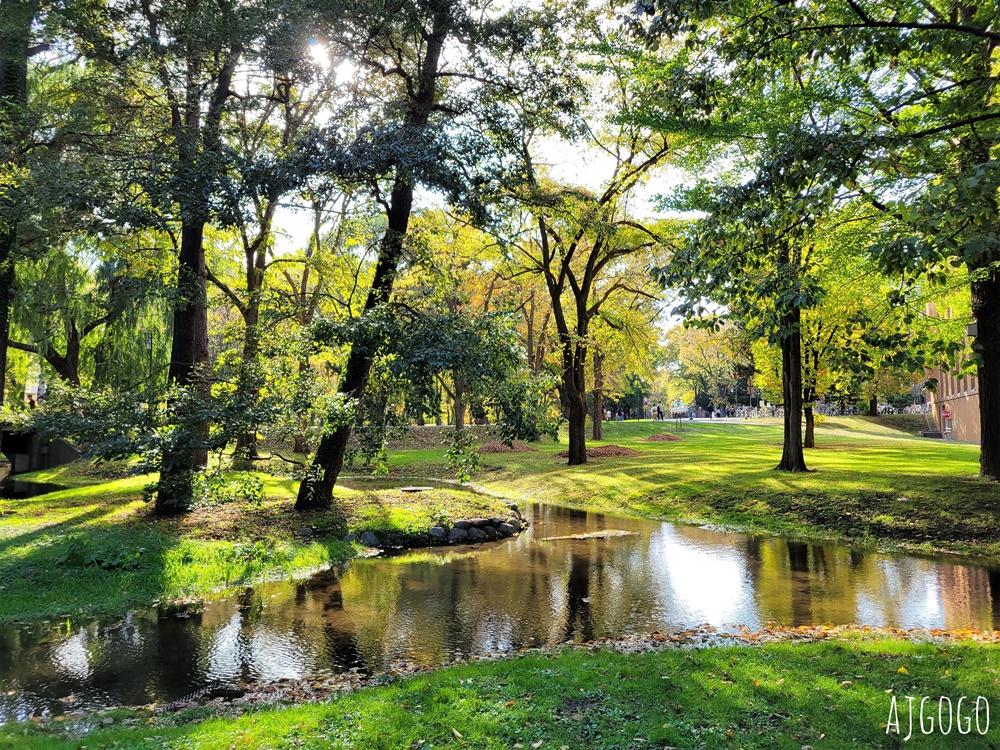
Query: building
xmin=925 ymin=303 xmax=980 ymax=444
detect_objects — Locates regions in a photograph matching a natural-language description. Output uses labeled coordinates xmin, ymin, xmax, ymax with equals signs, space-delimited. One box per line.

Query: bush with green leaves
xmin=58 ymin=537 xmax=146 ymax=571
xmin=192 ymin=467 xmax=265 ymax=507
xmin=442 ymin=429 xmax=482 ymax=484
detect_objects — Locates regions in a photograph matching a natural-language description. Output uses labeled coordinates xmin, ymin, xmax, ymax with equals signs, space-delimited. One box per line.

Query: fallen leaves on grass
xmin=479 ymin=441 xmax=537 ymax=454
xmin=553 ymin=445 xmax=641 ymax=459
xmin=643 ymin=434 xmax=682 ymax=442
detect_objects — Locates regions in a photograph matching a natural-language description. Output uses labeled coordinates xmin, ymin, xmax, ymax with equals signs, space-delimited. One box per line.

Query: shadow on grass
xmin=0 ymin=507 xmax=178 ymax=623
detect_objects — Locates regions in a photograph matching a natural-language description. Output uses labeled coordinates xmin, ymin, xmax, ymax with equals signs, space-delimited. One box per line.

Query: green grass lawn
xmin=0 ymin=465 xmax=509 ymax=624
xmin=387 ymin=416 xmax=998 ymax=557
xmin=5 ymin=636 xmax=1000 ymax=749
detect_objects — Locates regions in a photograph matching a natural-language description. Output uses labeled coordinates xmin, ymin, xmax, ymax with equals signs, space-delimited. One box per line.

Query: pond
xmin=2 ymin=500 xmax=1000 ymax=722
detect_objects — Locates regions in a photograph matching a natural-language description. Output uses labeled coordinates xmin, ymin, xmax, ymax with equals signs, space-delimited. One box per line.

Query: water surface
xmin=3 ymin=502 xmax=1000 ymax=722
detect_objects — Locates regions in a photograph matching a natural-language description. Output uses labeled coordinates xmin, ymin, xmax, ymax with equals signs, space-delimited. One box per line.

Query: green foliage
xmin=193 ymin=468 xmax=265 ymax=507
xmin=57 ymin=537 xmax=146 ymax=571
xmin=442 ymin=429 xmax=482 ymax=484
xmin=311 ymin=304 xmax=558 ymax=452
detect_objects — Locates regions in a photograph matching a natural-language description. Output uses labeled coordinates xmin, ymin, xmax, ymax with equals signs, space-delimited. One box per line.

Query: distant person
xmin=656 ymin=404 xmax=663 ymax=421
xmin=27 ymin=395 xmax=36 ymax=409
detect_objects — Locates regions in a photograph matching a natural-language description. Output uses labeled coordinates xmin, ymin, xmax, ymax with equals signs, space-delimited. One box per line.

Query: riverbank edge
xmin=0 ymin=468 xmax=517 ymax=625
xmin=5 ymin=626 xmax=1000 ymax=749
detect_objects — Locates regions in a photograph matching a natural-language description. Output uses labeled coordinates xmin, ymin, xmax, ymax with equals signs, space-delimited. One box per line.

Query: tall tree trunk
xmin=156 ymin=220 xmax=211 ymax=514
xmin=776 ymin=309 xmax=808 ymax=472
xmin=566 ymin=382 xmax=587 ymax=464
xmin=0 ymin=0 xmax=33 ymax=409
xmin=0 ymin=239 xmax=13 ymax=408
xmin=803 ymin=406 xmax=815 ymax=449
xmin=454 ymin=376 xmax=466 ymax=431
xmin=232 ymin=302 xmax=260 ymax=466
xmin=563 ymin=343 xmax=587 ymax=465
xmin=232 ymin=242 xmax=268 ymax=465
xmin=802 ymin=384 xmax=815 ymax=449
xmin=295 ymin=13 xmax=449 ymax=511
xmin=971 ymin=255 xmax=1000 ymax=480
xmin=867 ymin=394 xmax=878 ymax=417
xmin=592 ymin=348 xmax=603 ymax=441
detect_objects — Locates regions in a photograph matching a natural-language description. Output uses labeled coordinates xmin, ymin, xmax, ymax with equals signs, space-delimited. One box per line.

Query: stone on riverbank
xmin=448 ymin=527 xmax=470 ymax=541
xmin=359 ymin=531 xmax=381 ymax=548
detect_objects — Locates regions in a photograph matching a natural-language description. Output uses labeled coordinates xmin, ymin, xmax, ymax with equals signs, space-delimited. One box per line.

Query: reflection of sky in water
xmin=918 ymin=576 xmax=944 ymax=627
xmin=248 ymin=629 xmax=312 ymax=681
xmin=5 ymin=502 xmax=1000 ymax=720
xmin=650 ymin=525 xmax=755 ymax=628
xmin=52 ymin=633 xmax=91 ymax=680
xmin=853 ymin=559 xmax=945 ymax=629
xmin=205 ymin=613 xmax=243 ymax=680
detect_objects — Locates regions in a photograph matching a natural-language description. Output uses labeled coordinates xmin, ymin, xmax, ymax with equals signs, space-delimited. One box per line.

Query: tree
xmin=79 ymin=0 xmax=272 ymax=512
xmin=499 ymin=33 xmax=671 ymax=463
xmin=665 ymin=324 xmax=741 ymax=412
xmin=7 ymin=241 xmax=140 ymax=386
xmin=1 ymin=0 xmax=105 ymax=406
xmin=661 ymin=139 xmax=854 ymax=471
xmin=589 ymin=269 xmax=665 ymax=439
xmin=206 ymin=56 xmax=346 ymax=463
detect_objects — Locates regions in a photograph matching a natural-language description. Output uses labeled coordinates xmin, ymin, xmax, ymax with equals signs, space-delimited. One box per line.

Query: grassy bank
xmin=0 ymin=466 xmax=510 ymax=623
xmin=387 ymin=417 xmax=999 ymax=558
xmin=4 ymin=636 xmax=1000 ymax=748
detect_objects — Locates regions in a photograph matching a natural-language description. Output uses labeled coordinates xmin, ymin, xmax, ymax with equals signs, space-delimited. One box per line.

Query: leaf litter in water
xmin=541 ymin=530 xmax=636 ymax=541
